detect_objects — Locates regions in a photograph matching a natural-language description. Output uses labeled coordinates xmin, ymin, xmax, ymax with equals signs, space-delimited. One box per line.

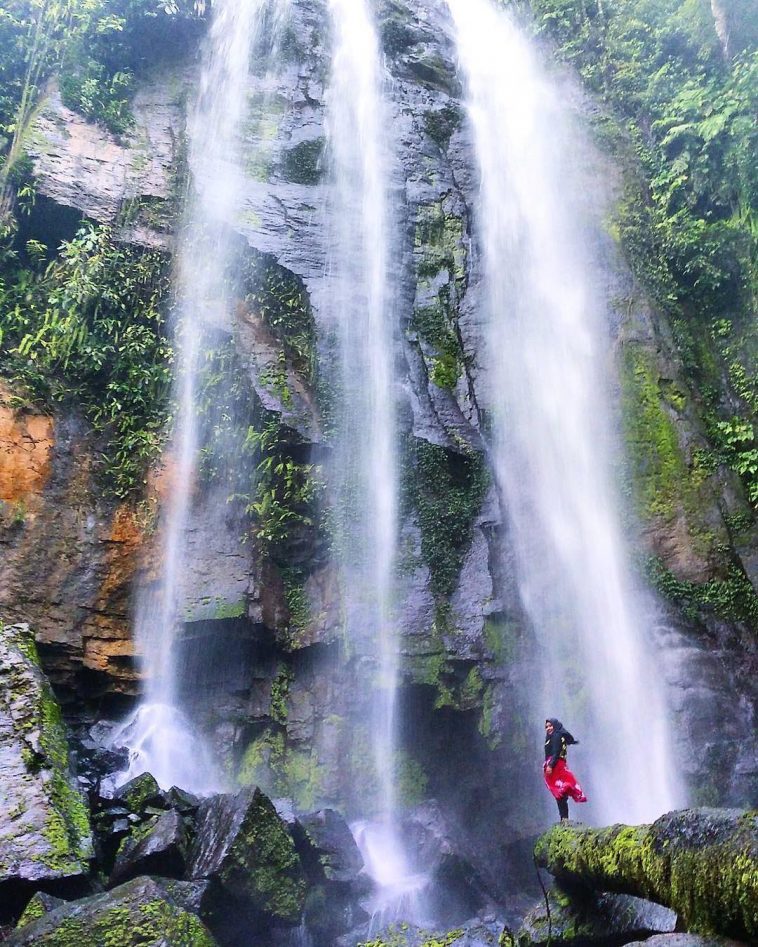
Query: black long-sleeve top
xmin=544 ymin=731 xmax=568 ymax=768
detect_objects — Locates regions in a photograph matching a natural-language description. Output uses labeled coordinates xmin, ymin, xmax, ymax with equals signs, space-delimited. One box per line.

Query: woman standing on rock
xmin=544 ymin=718 xmax=587 ymax=821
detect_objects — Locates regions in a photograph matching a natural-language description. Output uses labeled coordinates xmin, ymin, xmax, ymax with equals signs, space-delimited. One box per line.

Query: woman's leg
xmin=557 ymin=796 xmax=569 ymax=820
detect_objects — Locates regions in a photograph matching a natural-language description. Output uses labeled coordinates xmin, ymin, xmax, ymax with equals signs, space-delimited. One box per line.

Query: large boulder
xmin=110 ymin=808 xmax=192 ymax=886
xmin=295 ymin=808 xmax=364 ymax=884
xmin=187 ymin=786 xmax=306 ymax=936
xmin=5 ymin=875 xmax=217 ymax=946
xmin=516 ymin=889 xmax=677 ymax=946
xmin=534 ymin=809 xmax=758 ymax=941
xmin=0 ymin=623 xmax=92 ymax=903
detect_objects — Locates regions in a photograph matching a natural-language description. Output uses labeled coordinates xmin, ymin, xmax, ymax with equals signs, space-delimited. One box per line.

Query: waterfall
xmin=325 ymin=0 xmax=425 ymax=920
xmin=111 ymin=0 xmax=290 ymax=795
xmin=447 ymin=0 xmax=684 ymax=824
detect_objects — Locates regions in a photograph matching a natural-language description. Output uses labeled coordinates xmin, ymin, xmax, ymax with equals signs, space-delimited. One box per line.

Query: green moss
xmin=645 ymin=556 xmax=758 ymax=625
xmin=12 ymin=887 xmax=216 ymax=946
xmin=620 ymin=343 xmax=689 ymax=521
xmin=16 ymin=894 xmax=53 ymax=928
xmin=534 ymin=812 xmax=758 ymax=940
xmin=236 ymin=730 xmax=324 ymax=813
xmin=406 ymin=438 xmax=489 ymax=599
xmin=270 ymin=664 xmax=293 ymax=725
xmin=19 ymin=656 xmax=92 ymax=873
xmin=221 ymin=788 xmax=306 ymax=922
xmin=395 ymin=752 xmax=428 ymax=808
xmin=478 ymin=684 xmax=501 ymax=750
xmin=423 ymin=104 xmax=463 ymax=151
xmin=280 ymin=138 xmax=325 ymax=186
xmin=118 ymin=772 xmax=160 ymax=815
xmin=212 ymin=598 xmax=246 ymax=620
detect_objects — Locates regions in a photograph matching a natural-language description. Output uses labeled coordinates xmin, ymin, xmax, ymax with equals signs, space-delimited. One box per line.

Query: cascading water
xmin=447 ymin=0 xmax=684 ymax=824
xmin=111 ymin=0 xmax=290 ymax=795
xmin=325 ymin=0 xmax=426 ymax=924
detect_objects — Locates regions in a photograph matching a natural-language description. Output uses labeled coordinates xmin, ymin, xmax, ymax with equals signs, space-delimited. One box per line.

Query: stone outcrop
xmin=188 ymin=787 xmax=307 ymax=931
xmin=0 ymin=622 xmax=92 ymax=897
xmin=5 ymin=876 xmax=218 ymax=946
xmin=534 ymin=809 xmax=758 ymax=942
xmin=26 ymin=74 xmax=187 ymax=249
xmin=516 ymin=890 xmax=677 ymax=946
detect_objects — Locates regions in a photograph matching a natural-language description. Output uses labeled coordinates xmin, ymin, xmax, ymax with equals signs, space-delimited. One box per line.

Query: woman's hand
xmin=546 ymin=765 xmax=553 ymax=775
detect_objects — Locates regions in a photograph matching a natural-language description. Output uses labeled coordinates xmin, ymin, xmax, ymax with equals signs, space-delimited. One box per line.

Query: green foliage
xmin=245 ymin=252 xmax=318 ymax=382
xmin=423 ymin=104 xmax=463 ymax=150
xmin=406 ymin=438 xmax=489 ymax=599
xmin=529 ymin=0 xmax=757 ymax=507
xmin=528 ymin=0 xmax=756 ymax=311
xmin=645 ymin=555 xmax=758 ymax=624
xmin=279 ymin=138 xmax=325 ymax=185
xmin=0 ymin=222 xmax=172 ymax=496
xmin=243 ymin=417 xmax=324 ymax=558
xmin=0 ymin=0 xmax=206 ymax=169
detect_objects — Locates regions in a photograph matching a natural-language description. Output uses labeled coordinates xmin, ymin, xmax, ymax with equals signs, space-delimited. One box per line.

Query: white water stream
xmin=447 ymin=0 xmax=684 ymax=824
xmin=112 ymin=0 xmax=291 ymax=795
xmin=325 ymin=0 xmax=425 ymax=922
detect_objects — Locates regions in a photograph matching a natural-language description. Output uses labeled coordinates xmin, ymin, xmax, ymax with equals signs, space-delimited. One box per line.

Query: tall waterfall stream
xmin=447 ymin=0 xmax=684 ymax=824
xmin=111 ymin=0 xmax=290 ymax=795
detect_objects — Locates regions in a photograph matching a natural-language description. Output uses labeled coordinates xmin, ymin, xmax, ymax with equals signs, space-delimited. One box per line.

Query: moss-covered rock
xmin=0 ymin=622 xmax=92 ymax=890
xmin=534 ymin=809 xmax=758 ymax=941
xmin=110 ymin=809 xmax=192 ymax=886
xmin=114 ymin=772 xmax=161 ymax=815
xmin=6 ymin=876 xmax=217 ymax=946
xmin=15 ymin=893 xmax=65 ymax=929
xmin=188 ymin=786 xmax=306 ymax=926
xmin=517 ymin=888 xmax=676 ymax=946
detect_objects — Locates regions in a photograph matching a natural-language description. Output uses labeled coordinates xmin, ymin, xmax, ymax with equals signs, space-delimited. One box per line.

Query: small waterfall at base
xmin=111 ymin=0 xmax=289 ymax=796
xmin=325 ymin=0 xmax=428 ymax=923
xmin=447 ymin=0 xmax=684 ymax=824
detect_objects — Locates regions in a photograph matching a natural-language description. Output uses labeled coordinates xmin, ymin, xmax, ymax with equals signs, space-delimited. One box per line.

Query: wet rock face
xmin=109 ymin=808 xmax=192 ymax=886
xmin=4 ymin=876 xmax=218 ymax=947
xmin=534 ymin=809 xmax=758 ymax=942
xmin=0 ymin=623 xmax=92 ymax=905
xmin=0 ymin=403 xmax=150 ymax=700
xmin=188 ymin=786 xmax=307 ymax=934
xmin=517 ymin=890 xmax=677 ymax=947
xmin=26 ymin=74 xmax=188 ymax=250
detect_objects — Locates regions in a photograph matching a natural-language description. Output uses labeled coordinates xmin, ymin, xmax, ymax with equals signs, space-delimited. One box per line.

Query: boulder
xmin=534 ymin=809 xmax=758 ymax=941
xmin=188 ymin=786 xmax=306 ymax=933
xmin=5 ymin=875 xmax=217 ymax=946
xmin=516 ymin=889 xmax=677 ymax=946
xmin=110 ymin=808 xmax=192 ymax=886
xmin=295 ymin=808 xmax=364 ymax=884
xmin=113 ymin=772 xmax=162 ymax=813
xmin=624 ymin=936 xmax=745 ymax=947
xmin=15 ymin=892 xmax=65 ymax=929
xmin=0 ymin=623 xmax=92 ymax=898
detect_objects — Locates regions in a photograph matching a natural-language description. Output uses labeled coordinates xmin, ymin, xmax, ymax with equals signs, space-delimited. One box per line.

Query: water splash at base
xmin=107 ymin=702 xmax=225 ymax=796
xmin=352 ymin=819 xmax=431 ymax=934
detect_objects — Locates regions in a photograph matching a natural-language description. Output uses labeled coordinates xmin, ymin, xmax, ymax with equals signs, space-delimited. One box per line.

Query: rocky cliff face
xmin=1 ymin=0 xmax=755 ymax=884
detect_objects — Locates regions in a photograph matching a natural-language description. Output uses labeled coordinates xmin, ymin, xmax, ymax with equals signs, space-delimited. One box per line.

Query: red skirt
xmin=544 ymin=758 xmax=587 ymax=803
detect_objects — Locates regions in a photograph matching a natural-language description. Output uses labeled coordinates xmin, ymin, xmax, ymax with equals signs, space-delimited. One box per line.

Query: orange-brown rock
xmin=0 ymin=397 xmax=153 ymax=701
xmin=0 ymin=403 xmax=54 ymax=504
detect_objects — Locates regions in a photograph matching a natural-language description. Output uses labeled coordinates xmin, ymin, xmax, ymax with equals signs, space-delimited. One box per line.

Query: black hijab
xmin=546 ymin=718 xmax=579 ymax=745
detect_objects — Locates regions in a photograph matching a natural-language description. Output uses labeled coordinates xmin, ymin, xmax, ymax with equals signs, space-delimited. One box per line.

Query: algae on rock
xmin=0 ymin=622 xmax=92 ymax=889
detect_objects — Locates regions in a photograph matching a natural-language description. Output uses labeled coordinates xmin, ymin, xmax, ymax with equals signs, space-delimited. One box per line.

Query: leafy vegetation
xmin=406 ymin=438 xmax=489 ymax=599
xmin=0 ymin=221 xmax=173 ymax=496
xmin=525 ymin=0 xmax=757 ymax=507
xmin=0 ymin=0 xmax=206 ymax=159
